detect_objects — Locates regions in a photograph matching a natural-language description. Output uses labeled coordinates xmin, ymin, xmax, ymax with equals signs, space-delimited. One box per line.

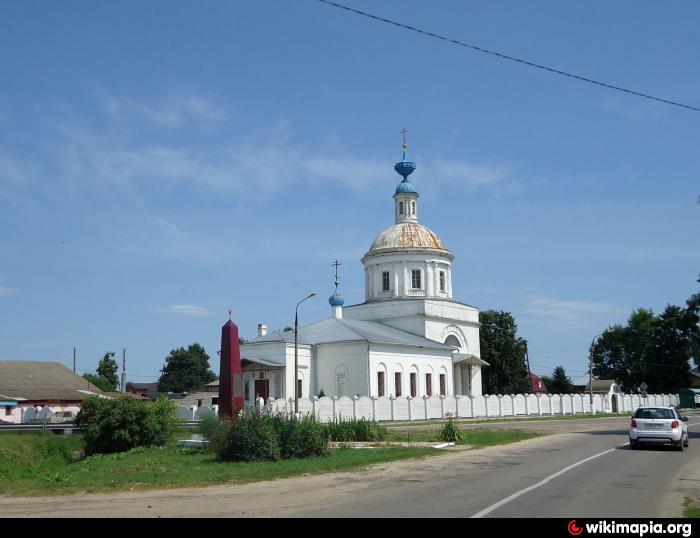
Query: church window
xmin=382 ymin=271 xmax=390 ymax=291
xmin=439 ymin=271 xmax=445 ymax=292
xmin=394 ymin=373 xmax=402 ymax=397
xmin=399 ymin=201 xmax=404 ymax=215
xmin=411 ymin=269 xmax=422 ymax=289
xmin=298 ymin=379 xmax=303 ymax=398
xmin=445 ymin=335 xmax=461 ymax=348
xmin=336 ymin=367 xmax=347 ymax=397
xmin=377 ymin=372 xmax=385 ymax=397
xmin=426 ymin=373 xmax=432 ymax=396
xmin=411 ymin=200 xmax=415 ymax=215
xmin=410 ymin=373 xmax=417 ymax=397
xmin=440 ymin=374 xmax=446 ymax=396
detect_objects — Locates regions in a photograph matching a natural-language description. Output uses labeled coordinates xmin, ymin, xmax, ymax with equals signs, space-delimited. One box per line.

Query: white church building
xmin=239 ymin=143 xmax=487 ymax=403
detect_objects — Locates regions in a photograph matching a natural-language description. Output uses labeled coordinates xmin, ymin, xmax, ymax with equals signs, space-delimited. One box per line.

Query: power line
xmin=315 ymin=0 xmax=700 ymax=113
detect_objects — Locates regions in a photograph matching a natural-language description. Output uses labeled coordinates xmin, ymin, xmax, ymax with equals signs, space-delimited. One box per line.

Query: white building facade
xmin=239 ymin=147 xmax=486 ymax=404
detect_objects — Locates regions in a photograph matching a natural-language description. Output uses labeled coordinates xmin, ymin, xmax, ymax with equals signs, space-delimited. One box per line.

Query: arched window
xmin=399 ymin=201 xmax=404 ymax=215
xmin=445 ymin=335 xmax=461 ymax=348
xmin=336 ymin=365 xmax=348 ymax=397
xmin=411 ymin=201 xmax=416 ymax=215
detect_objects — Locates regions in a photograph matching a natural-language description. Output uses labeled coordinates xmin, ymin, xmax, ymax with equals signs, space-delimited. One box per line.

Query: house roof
xmin=246 ymin=317 xmax=454 ymax=350
xmin=0 ymin=360 xmax=104 ymax=401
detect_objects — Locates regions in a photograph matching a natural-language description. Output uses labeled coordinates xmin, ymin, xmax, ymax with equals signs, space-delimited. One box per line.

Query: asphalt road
xmin=1 ymin=415 xmax=699 ymax=517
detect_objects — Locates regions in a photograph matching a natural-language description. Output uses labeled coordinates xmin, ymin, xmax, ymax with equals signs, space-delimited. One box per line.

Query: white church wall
xmin=283 ymin=344 xmax=311 ymax=400
xmin=315 ymin=343 xmax=369 ymax=398
xmin=369 ymin=344 xmax=454 ymax=398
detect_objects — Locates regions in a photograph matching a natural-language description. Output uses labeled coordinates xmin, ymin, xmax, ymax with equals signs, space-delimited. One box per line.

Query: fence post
xmin=469 ymin=395 xmax=475 ymax=418
xmin=454 ymin=395 xmax=461 ymax=417
xmin=485 ymin=395 xmax=490 ymax=418
xmin=407 ymin=396 xmax=413 ymax=421
xmin=524 ymin=394 xmax=530 ymax=416
xmin=390 ymin=395 xmax=396 ymax=421
xmin=352 ymin=395 xmax=359 ymax=420
xmin=370 ymin=396 xmax=377 ymax=421
xmin=497 ymin=395 xmax=503 ymax=417
xmin=423 ymin=395 xmax=429 ymax=420
xmin=310 ymin=396 xmax=319 ymax=419
xmin=332 ymin=396 xmax=338 ymax=421
xmin=440 ymin=394 xmax=446 ymax=418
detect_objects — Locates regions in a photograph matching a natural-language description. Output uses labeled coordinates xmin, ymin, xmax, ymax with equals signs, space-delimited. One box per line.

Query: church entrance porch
xmin=254 ymin=379 xmax=270 ymax=401
xmin=242 ymin=357 xmax=284 ymax=406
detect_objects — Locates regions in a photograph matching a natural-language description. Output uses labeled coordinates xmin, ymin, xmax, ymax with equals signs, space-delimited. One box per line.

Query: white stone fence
xmin=177 ymin=392 xmax=679 ymax=422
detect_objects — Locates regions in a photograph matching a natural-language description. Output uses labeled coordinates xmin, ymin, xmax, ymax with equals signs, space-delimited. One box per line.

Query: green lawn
xmin=0 ymin=431 xmax=437 ymax=496
xmin=386 ymin=412 xmax=622 ymax=428
xmin=386 ymin=427 xmax=540 ymax=447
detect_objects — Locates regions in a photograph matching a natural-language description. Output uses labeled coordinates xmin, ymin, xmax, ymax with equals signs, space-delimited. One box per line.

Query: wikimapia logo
xmin=567 ymin=520 xmax=692 ymax=537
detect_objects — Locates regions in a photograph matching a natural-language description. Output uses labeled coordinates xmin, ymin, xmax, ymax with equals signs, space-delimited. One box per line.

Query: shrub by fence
xmin=75 ymin=396 xmax=178 ymax=455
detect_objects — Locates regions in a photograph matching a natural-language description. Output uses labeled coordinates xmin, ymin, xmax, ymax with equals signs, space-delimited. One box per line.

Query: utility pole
xmin=524 ymin=341 xmax=532 ymax=392
xmin=121 ymin=348 xmax=127 ymax=393
xmin=73 ymin=347 xmax=76 ymax=373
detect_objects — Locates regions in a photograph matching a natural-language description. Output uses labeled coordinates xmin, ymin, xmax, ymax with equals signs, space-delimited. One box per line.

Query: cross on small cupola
xmin=393 ymin=128 xmax=419 ymax=224
xmin=328 ymin=259 xmax=345 ymax=319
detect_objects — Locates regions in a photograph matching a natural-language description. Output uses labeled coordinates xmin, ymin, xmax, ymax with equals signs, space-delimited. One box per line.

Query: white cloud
xmin=100 ymin=93 xmax=228 ymax=127
xmin=2 ymin=94 xmax=514 ymax=205
xmin=0 ymin=287 xmax=18 ymax=297
xmin=521 ymin=294 xmax=627 ymax=327
xmin=601 ymin=97 xmax=665 ymax=121
xmin=156 ymin=305 xmax=215 ymax=317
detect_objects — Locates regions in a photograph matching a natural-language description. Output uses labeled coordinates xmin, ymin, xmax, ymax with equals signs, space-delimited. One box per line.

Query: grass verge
xmin=684 ymin=497 xmax=700 ymax=518
xmin=0 ymin=431 xmax=436 ymax=497
xmin=386 ymin=427 xmax=540 ymax=447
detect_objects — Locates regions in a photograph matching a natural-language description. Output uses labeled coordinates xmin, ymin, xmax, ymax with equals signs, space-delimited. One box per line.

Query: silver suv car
xmin=629 ymin=406 xmax=689 ymax=451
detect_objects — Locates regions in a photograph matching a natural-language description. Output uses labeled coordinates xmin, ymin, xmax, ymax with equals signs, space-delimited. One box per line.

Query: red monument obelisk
xmin=219 ymin=311 xmax=243 ymax=418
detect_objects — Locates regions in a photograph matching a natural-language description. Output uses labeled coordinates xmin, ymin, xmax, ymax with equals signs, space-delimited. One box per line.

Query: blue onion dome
xmin=328 ymin=293 xmax=345 ymax=307
xmin=394 ymin=160 xmax=416 ymax=179
xmin=395 ymin=179 xmax=418 ymax=194
xmin=394 ymin=159 xmax=417 ymax=194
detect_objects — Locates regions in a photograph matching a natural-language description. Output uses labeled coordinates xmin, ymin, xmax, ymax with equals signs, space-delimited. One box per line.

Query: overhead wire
xmin=315 ymin=0 xmax=700 ymax=113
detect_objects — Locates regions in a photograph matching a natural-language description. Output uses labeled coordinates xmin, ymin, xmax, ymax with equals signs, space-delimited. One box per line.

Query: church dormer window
xmin=411 ymin=269 xmax=422 ymax=289
xmin=382 ymin=271 xmax=390 ymax=291
xmin=399 ymin=201 xmax=404 ymax=215
xmin=411 ymin=200 xmax=415 ymax=215
xmin=439 ymin=271 xmax=445 ymax=292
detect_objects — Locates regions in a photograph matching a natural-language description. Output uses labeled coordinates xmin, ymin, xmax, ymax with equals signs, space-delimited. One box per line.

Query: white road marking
xmin=471 ymin=420 xmax=700 ymax=519
xmin=470 ymin=444 xmax=624 ymax=518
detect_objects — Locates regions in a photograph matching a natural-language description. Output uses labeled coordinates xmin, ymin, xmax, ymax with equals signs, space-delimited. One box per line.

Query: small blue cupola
xmin=393 ymin=129 xmax=419 ymax=223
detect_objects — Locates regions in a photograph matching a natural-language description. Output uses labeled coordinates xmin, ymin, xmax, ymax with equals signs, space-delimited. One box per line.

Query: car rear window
xmin=634 ymin=408 xmax=676 ymax=419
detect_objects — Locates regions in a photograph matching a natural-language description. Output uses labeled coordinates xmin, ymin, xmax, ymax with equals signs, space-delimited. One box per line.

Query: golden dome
xmin=368 ymin=222 xmax=448 ymax=253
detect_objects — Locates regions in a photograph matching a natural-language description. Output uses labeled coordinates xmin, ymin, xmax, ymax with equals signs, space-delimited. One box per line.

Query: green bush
xmin=197 ymin=414 xmax=222 ymax=441
xmin=211 ymin=413 xmax=281 ymax=462
xmin=75 ymin=396 xmax=178 ymax=455
xmin=210 ymin=412 xmax=329 ymax=462
xmin=437 ymin=419 xmax=464 ymax=443
xmin=324 ymin=418 xmax=387 ymax=442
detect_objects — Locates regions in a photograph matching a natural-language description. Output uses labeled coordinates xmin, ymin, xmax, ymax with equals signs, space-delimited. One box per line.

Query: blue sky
xmin=1 ymin=1 xmax=698 ymax=384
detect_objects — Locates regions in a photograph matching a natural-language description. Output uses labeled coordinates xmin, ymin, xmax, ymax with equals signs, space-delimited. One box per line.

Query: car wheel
xmin=629 ymin=439 xmax=639 ymax=450
xmin=684 ymin=434 xmax=689 ymax=448
xmin=677 ymin=441 xmax=684 ymax=452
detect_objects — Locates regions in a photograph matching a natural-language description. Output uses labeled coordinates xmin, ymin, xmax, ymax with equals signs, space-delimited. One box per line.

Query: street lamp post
xmin=295 ymin=292 xmax=316 ymax=414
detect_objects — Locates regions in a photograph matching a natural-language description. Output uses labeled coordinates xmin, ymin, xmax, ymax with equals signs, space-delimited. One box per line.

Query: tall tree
xmin=157 ymin=343 xmax=216 ymax=393
xmin=651 ymin=304 xmax=693 ymax=393
xmin=591 ymin=309 xmax=656 ymax=391
xmin=547 ymin=366 xmax=574 ymax=394
xmin=82 ymin=372 xmax=116 ymax=392
xmin=95 ymin=351 xmax=119 ymax=391
xmin=479 ymin=310 xmax=529 ymax=394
